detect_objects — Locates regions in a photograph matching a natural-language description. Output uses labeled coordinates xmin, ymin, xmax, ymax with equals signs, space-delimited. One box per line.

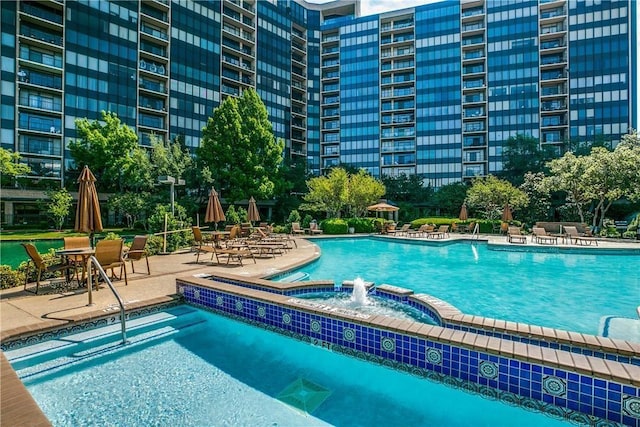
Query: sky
xmin=308 ymin=0 xmax=435 ymax=16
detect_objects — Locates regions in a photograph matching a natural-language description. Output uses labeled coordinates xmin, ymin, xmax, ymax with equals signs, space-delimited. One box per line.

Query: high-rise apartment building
xmin=1 ymin=0 xmax=636 ymax=221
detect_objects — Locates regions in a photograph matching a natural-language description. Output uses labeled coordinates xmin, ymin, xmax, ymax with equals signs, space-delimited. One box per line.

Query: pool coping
xmin=176 ymin=274 xmax=640 ymax=426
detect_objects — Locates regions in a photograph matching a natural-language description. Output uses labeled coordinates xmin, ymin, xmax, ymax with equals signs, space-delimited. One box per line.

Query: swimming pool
xmin=284 ymin=238 xmax=640 ymax=337
xmin=6 ymin=305 xmax=571 ymax=426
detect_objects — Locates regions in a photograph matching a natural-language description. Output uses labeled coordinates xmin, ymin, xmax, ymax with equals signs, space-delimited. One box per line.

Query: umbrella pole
xmin=87 ymin=261 xmax=94 ymax=306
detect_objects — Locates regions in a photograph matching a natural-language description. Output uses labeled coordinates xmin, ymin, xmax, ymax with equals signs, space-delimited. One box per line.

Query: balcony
xmin=18 ymin=113 xmax=61 ymax=133
xmin=19 ymin=46 xmax=63 ymax=68
xmin=462 ymin=36 xmax=484 ymax=46
xmin=463 ymin=122 xmax=485 ymax=132
xmin=141 ymin=5 xmax=169 ymax=22
xmin=20 ymin=24 xmax=63 ymax=46
xmin=138 ymin=113 xmax=165 ymax=129
xmin=139 ymin=77 xmax=167 ymax=94
xmin=21 ymin=3 xmax=63 ymax=25
xmin=141 ymin=24 xmax=168 ymax=41
xmin=541 ymin=101 xmax=566 ymax=111
xmin=19 ymin=135 xmax=62 ymax=156
xmin=19 ymin=93 xmax=62 ymax=112
xmin=139 ymin=60 xmax=166 ymax=76
xmin=19 ymin=69 xmax=62 ymax=90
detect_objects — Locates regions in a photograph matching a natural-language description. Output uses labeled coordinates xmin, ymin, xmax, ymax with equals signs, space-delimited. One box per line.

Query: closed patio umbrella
xmin=502 ymin=203 xmax=513 ymax=222
xmin=459 ymin=203 xmax=468 ymax=221
xmin=247 ymin=196 xmax=260 ymax=224
xmin=75 ymin=165 xmax=103 ymax=242
xmin=205 ymin=187 xmax=225 ymax=229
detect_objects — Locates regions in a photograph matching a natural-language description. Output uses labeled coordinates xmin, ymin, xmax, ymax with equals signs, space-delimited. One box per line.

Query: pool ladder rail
xmin=87 ymin=256 xmax=128 ymax=345
xmin=471 ymin=222 xmax=480 ymax=240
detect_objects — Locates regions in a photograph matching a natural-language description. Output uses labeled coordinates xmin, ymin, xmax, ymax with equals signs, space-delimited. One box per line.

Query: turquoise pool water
xmin=0 ymin=240 xmax=63 ymax=268
xmin=287 ymin=238 xmax=640 ymax=337
xmin=7 ymin=306 xmax=570 ymax=426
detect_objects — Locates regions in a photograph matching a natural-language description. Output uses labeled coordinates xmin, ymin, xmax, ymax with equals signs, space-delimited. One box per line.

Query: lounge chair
xmin=193 ymin=226 xmax=255 ymax=265
xmin=532 ymin=227 xmax=558 ymax=245
xmin=22 ymin=243 xmax=75 ymax=294
xmin=308 ymin=222 xmax=323 ymax=234
xmin=391 ymin=223 xmax=411 ymax=236
xmin=407 ymin=224 xmax=433 ymax=238
xmin=507 ymin=226 xmax=527 ymax=244
xmin=123 ymin=235 xmax=150 ymax=275
xmin=291 ymin=222 xmax=305 ymax=236
xmin=564 ymin=226 xmax=598 ymax=246
xmin=94 ymin=239 xmax=128 ymax=286
xmin=426 ymin=225 xmax=450 ymax=239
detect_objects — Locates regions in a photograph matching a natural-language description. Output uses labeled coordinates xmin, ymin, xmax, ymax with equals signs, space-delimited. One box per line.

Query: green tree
xmin=46 ymin=188 xmax=73 ymax=230
xmin=301 ymin=167 xmax=349 ymax=218
xmin=346 ymin=170 xmax=386 ymax=217
xmin=466 ymin=175 xmax=528 ymax=221
xmin=544 ymin=152 xmax=591 ymax=223
xmin=108 ymin=192 xmax=147 ymax=229
xmin=272 ymin=156 xmax=309 ymax=222
xmin=69 ymin=111 xmax=152 ymax=192
xmin=198 ymin=89 xmax=284 ymax=203
xmin=150 ymin=134 xmax=192 ymax=183
xmin=519 ymin=172 xmax=551 ymax=225
xmin=0 ymin=148 xmax=31 ymax=177
xmin=500 ymin=134 xmax=554 ymax=186
xmin=432 ymin=182 xmax=468 ymax=217
xmin=382 ymin=174 xmax=432 ymax=204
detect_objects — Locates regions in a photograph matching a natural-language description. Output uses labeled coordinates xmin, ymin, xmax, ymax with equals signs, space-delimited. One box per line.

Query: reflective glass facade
xmin=1 ymin=0 xmax=636 ymax=192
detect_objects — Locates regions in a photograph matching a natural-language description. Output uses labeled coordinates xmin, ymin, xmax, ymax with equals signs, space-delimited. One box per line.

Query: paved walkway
xmin=0 ymin=237 xmax=318 ymax=338
xmin=1 ymin=233 xmax=638 ymax=339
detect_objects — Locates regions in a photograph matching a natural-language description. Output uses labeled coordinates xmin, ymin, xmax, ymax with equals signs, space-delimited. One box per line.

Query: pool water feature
xmin=6 ymin=306 xmax=572 ymax=427
xmin=287 ymin=238 xmax=640 ymax=337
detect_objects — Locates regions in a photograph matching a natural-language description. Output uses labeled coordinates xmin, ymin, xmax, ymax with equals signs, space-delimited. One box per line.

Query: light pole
xmin=158 ymin=175 xmax=185 ymax=215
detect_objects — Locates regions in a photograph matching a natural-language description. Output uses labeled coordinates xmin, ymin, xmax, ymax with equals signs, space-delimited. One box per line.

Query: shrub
xmin=346 ymin=217 xmax=380 ymax=233
xmin=0 ymin=265 xmax=25 ymax=289
xmin=319 ymin=218 xmax=348 ymax=234
xmin=302 ymin=214 xmax=313 ymax=229
xmin=144 ymin=235 xmax=164 ymax=255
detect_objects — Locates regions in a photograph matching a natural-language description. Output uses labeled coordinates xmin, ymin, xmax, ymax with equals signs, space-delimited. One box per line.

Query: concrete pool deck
xmin=1 ymin=233 xmax=639 ymax=427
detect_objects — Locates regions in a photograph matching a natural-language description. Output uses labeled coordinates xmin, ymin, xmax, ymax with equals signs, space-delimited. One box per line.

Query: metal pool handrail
xmin=471 ymin=222 xmax=480 ymax=239
xmin=87 ymin=256 xmax=128 ymax=345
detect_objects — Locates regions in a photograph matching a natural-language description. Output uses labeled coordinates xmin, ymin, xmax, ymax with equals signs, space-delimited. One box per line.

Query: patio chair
xmin=291 ymin=222 xmax=305 ymax=236
xmin=507 ymin=227 xmax=527 ymax=244
xmin=123 ymin=235 xmax=150 ymax=275
xmin=21 ymin=243 xmax=75 ymax=294
xmin=532 ymin=227 xmax=558 ymax=245
xmin=394 ymin=223 xmax=411 ymax=236
xmin=64 ymin=236 xmax=91 ymax=282
xmin=564 ymin=226 xmax=598 ymax=246
xmin=94 ymin=239 xmax=127 ymax=286
xmin=426 ymin=225 xmax=450 ymax=239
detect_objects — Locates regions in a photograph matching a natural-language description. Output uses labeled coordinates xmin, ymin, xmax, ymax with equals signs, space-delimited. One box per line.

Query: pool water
xmin=7 ymin=306 xmax=570 ymax=426
xmin=290 ymin=238 xmax=640 ymax=337
xmin=0 ymin=240 xmax=63 ymax=269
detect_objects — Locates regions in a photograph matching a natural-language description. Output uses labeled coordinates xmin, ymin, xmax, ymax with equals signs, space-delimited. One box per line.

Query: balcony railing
xmin=21 ymin=3 xmax=63 ymax=24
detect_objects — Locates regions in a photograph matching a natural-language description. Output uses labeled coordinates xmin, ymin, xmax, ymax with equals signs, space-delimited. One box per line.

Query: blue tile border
xmin=204 ymin=274 xmax=639 ymax=366
xmin=178 ymin=279 xmax=640 ymax=427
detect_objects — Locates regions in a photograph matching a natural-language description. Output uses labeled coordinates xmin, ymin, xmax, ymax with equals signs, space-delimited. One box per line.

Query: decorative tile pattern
xmin=215 ymin=296 xmax=224 ymax=306
xmin=543 ymin=376 xmax=567 ymax=397
xmin=282 ymin=312 xmax=292 ymax=325
xmin=310 ymin=320 xmax=321 ymax=333
xmin=381 ymin=337 xmax=395 ymax=353
xmin=235 ymin=301 xmax=243 ymax=312
xmin=343 ymin=327 xmax=356 ymax=342
xmin=193 ymin=289 xmax=200 ymax=300
xmin=257 ymin=306 xmax=266 ymax=318
xmin=178 ymin=281 xmax=637 ymax=427
xmin=426 ymin=348 xmax=442 ymax=365
xmin=623 ymin=395 xmax=640 ymax=418
xmin=479 ymin=361 xmax=498 ymax=380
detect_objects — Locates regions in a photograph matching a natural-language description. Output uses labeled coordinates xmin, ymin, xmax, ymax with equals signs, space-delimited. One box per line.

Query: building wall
xmin=0 ymin=0 xmax=636 ymax=199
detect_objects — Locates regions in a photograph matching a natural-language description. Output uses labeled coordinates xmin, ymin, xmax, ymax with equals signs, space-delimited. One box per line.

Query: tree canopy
xmin=0 ymin=148 xmax=31 ymax=178
xmin=466 ymin=175 xmax=528 ymax=221
xmin=69 ymin=111 xmax=152 ymax=192
xmin=301 ymin=167 xmax=385 ymax=218
xmin=198 ymin=89 xmax=284 ymax=203
xmin=499 ymin=134 xmax=554 ymax=186
xmin=545 ymin=129 xmax=640 ymax=227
